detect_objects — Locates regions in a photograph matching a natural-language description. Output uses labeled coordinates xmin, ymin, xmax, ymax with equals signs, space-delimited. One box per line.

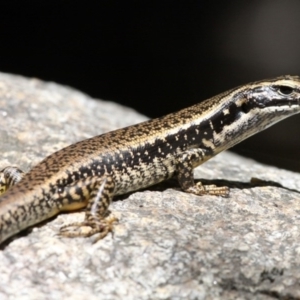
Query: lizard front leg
xmin=0 ymin=166 xmax=25 ymax=195
xmin=176 ymin=148 xmax=229 ymax=196
xmin=59 ymin=176 xmax=118 ymax=242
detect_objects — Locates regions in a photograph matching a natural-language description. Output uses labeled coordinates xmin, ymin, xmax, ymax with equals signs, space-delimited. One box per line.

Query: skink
xmin=0 ymin=75 xmax=300 ymax=245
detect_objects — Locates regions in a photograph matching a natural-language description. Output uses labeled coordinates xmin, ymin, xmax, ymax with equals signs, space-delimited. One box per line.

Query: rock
xmin=0 ymin=72 xmax=300 ymax=299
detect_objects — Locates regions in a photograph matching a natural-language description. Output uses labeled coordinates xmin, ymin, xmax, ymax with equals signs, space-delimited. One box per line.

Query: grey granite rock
xmin=0 ymin=72 xmax=300 ymax=300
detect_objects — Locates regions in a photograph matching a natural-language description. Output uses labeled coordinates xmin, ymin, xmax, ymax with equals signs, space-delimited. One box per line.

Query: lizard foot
xmin=185 ymin=182 xmax=229 ymax=197
xmin=59 ymin=214 xmax=118 ymax=242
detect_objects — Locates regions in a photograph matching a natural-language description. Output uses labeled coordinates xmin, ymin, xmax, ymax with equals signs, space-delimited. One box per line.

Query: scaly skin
xmin=0 ymin=75 xmax=300 ymax=245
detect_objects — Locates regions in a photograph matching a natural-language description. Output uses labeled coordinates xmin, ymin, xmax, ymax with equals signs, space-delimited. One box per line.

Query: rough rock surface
xmin=0 ymin=72 xmax=300 ymax=300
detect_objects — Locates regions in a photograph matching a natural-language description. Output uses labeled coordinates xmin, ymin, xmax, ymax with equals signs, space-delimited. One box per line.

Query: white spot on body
xmin=202 ymin=138 xmax=215 ymax=150
xmin=223 ymin=108 xmax=230 ymax=115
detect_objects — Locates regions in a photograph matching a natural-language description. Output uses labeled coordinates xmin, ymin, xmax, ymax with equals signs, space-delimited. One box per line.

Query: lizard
xmin=0 ymin=75 xmax=300 ymax=245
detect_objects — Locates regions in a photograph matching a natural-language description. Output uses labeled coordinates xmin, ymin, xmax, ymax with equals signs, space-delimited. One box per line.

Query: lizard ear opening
xmin=240 ymin=98 xmax=250 ymax=114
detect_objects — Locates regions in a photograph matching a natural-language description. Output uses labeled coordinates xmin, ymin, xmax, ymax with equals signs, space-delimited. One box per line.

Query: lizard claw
xmin=59 ymin=215 xmax=118 ymax=242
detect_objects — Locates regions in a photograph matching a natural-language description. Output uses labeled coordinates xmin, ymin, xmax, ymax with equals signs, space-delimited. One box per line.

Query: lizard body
xmin=0 ymin=75 xmax=300 ymax=244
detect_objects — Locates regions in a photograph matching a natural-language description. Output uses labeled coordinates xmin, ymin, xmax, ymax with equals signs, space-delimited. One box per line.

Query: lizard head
xmin=241 ymin=75 xmax=300 ymax=115
xmin=208 ymin=75 xmax=300 ymax=151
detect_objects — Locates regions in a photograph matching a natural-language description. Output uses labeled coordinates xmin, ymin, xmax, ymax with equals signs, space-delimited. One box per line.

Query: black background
xmin=2 ymin=1 xmax=300 ymax=171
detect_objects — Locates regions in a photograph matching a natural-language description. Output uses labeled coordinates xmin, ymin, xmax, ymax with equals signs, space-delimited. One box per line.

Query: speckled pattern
xmin=0 ymin=72 xmax=300 ymax=299
xmin=1 ymin=75 xmax=300 ymax=245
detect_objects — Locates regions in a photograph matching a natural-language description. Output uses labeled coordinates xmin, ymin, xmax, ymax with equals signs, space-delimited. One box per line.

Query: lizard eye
xmin=277 ymin=85 xmax=294 ymax=95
